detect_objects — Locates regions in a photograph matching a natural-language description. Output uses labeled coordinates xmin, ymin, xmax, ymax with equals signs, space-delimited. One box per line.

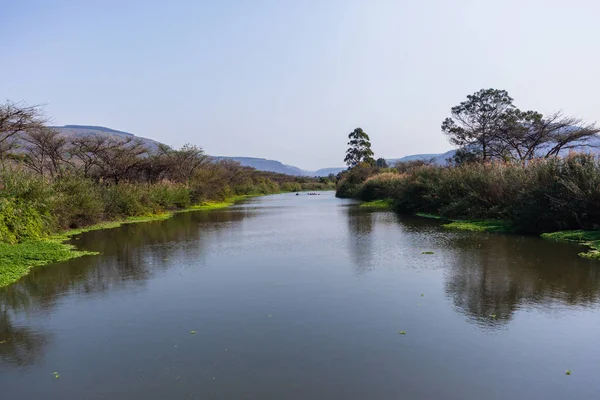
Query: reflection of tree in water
xmin=0 ymin=312 xmax=50 ymax=367
xmin=0 ymin=209 xmax=253 ymax=365
xmin=444 ymin=232 xmax=600 ymax=328
xmin=344 ymin=207 xmax=374 ymax=275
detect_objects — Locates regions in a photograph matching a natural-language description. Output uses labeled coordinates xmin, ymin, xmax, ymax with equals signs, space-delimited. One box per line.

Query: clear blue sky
xmin=2 ymin=0 xmax=599 ymax=170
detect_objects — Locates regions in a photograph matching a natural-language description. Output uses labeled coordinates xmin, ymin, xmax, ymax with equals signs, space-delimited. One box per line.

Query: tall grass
xmin=339 ymin=154 xmax=600 ymax=233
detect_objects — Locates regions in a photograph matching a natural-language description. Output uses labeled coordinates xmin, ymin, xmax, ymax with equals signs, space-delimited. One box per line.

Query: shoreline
xmin=362 ymin=204 xmax=600 ymax=260
xmin=0 ymin=195 xmax=258 ymax=288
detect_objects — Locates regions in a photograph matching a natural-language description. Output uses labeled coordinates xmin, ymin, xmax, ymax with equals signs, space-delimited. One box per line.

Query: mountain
xmin=49 ymin=125 xmax=344 ymax=177
xmin=50 ymin=125 xmax=162 ymax=151
xmin=215 ymin=157 xmax=344 ymax=177
xmin=50 ymin=125 xmax=600 ymax=177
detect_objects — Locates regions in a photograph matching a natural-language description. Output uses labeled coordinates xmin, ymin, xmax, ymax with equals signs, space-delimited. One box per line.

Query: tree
xmin=441 ymin=89 xmax=515 ymax=161
xmin=93 ymin=137 xmax=148 ymax=184
xmin=168 ymin=144 xmax=210 ymax=183
xmin=20 ymin=127 xmax=68 ymax=177
xmin=344 ymin=127 xmax=374 ymax=168
xmin=485 ymin=110 xmax=600 ymax=163
xmin=0 ymin=101 xmax=47 ymax=164
xmin=375 ymin=158 xmax=388 ymax=168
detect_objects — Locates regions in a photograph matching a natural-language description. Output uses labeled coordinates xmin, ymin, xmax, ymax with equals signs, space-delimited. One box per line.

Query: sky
xmin=1 ymin=0 xmax=599 ymax=170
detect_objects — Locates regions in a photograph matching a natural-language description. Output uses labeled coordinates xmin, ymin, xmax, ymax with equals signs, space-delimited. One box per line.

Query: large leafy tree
xmin=344 ymin=127 xmax=375 ymax=167
xmin=441 ymin=89 xmax=515 ymax=161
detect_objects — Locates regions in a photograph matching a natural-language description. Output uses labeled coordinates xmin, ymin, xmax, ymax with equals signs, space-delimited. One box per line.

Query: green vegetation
xmin=344 ymin=127 xmax=375 ymax=168
xmin=422 ymin=251 xmax=434 ymax=254
xmin=414 ymin=213 xmax=444 ymax=220
xmin=0 ymin=239 xmax=97 ymax=287
xmin=399 ymin=331 xmax=406 ymax=335
xmin=0 ymin=192 xmax=264 ymax=288
xmin=0 ymin=101 xmax=336 ymax=288
xmin=337 ymin=155 xmax=600 ymax=236
xmin=566 ymin=370 xmax=572 ymax=376
xmin=359 ymin=199 xmax=394 ymax=209
xmin=337 ymin=88 xmax=600 ymax=248
xmin=541 ymin=230 xmax=600 ymax=260
xmin=443 ymin=220 xmax=515 ymax=233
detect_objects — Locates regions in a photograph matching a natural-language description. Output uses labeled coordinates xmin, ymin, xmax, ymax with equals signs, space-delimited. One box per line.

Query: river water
xmin=1 ymin=192 xmax=600 ymax=399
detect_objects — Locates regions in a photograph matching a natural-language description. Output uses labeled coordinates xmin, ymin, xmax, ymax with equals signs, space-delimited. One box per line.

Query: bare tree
xmin=69 ymin=135 xmax=108 ymax=177
xmin=0 ymin=101 xmax=47 ymax=164
xmin=168 ymin=144 xmax=210 ymax=183
xmin=93 ymin=137 xmax=148 ymax=184
xmin=20 ymin=127 xmax=68 ymax=177
xmin=492 ymin=111 xmax=600 ymax=162
xmin=139 ymin=144 xmax=176 ymax=184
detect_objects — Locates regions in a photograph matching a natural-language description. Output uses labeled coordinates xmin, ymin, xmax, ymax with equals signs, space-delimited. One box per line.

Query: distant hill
xmin=49 ymin=125 xmax=600 ymax=177
xmin=49 ymin=126 xmax=344 ymax=177
xmin=215 ymin=157 xmax=344 ymax=177
xmin=50 ymin=125 xmax=161 ymax=151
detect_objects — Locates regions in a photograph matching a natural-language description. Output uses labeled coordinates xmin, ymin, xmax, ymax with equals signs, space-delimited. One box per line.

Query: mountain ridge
xmin=50 ymin=125 xmax=600 ymax=177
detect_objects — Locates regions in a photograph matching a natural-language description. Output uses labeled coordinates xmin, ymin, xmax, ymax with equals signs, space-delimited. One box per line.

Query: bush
xmin=52 ymin=174 xmax=104 ymax=229
xmin=341 ymin=154 xmax=600 ymax=234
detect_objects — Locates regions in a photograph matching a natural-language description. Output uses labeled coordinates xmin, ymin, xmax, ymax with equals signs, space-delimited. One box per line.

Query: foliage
xmin=376 ymin=158 xmax=388 ymax=168
xmin=335 ymin=163 xmax=378 ymax=198
xmin=441 ymin=89 xmax=515 ymax=161
xmin=442 ymin=89 xmax=599 ymax=163
xmin=344 ymin=127 xmax=374 ymax=168
xmin=340 ymin=154 xmax=600 ymax=234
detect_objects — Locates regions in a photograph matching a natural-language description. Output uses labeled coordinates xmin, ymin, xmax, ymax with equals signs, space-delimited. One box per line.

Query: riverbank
xmin=364 ymin=207 xmax=599 ymax=260
xmin=414 ymin=212 xmax=600 ymax=259
xmin=0 ymin=197 xmax=254 ymax=288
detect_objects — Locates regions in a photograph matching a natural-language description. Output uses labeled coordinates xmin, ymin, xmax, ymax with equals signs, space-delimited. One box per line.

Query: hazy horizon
xmin=2 ymin=0 xmax=599 ymax=170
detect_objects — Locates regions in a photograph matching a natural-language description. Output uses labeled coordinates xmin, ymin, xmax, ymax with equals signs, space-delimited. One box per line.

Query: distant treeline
xmin=337 ymin=89 xmax=600 ymax=234
xmin=0 ymin=101 xmax=334 ymax=244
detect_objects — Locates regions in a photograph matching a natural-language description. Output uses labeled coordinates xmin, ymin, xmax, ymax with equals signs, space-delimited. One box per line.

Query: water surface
xmin=1 ymin=192 xmax=600 ymax=399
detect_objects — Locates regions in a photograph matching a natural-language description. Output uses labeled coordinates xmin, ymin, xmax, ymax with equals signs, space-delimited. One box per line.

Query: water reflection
xmin=344 ymin=206 xmax=374 ymax=275
xmin=0 ymin=208 xmax=254 ymax=366
xmin=442 ymin=231 xmax=600 ymax=327
xmin=0 ymin=312 xmax=50 ymax=367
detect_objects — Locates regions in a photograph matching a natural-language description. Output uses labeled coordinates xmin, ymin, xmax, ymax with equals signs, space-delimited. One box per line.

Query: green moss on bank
xmin=414 ymin=213 xmax=515 ymax=233
xmin=414 ymin=213 xmax=444 ymax=220
xmin=541 ymin=230 xmax=600 ymax=260
xmin=0 ymin=240 xmax=97 ymax=287
xmin=443 ymin=220 xmax=515 ymax=233
xmin=360 ymin=199 xmax=394 ymax=210
xmin=0 ymin=196 xmax=254 ymax=288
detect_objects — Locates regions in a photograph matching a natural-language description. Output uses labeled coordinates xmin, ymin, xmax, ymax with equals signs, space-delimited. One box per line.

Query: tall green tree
xmin=441 ymin=89 xmax=515 ymax=161
xmin=344 ymin=127 xmax=375 ymax=168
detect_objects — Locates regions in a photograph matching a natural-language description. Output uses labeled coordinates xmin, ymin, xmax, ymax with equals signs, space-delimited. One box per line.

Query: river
xmin=1 ymin=192 xmax=600 ymax=399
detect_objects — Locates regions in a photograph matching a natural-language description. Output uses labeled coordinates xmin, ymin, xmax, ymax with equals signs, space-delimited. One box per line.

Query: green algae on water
xmin=359 ymin=199 xmax=394 ymax=210
xmin=541 ymin=230 xmax=600 ymax=260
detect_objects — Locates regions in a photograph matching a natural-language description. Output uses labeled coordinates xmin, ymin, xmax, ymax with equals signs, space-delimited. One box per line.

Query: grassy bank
xmin=0 ymin=195 xmax=257 ymax=288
